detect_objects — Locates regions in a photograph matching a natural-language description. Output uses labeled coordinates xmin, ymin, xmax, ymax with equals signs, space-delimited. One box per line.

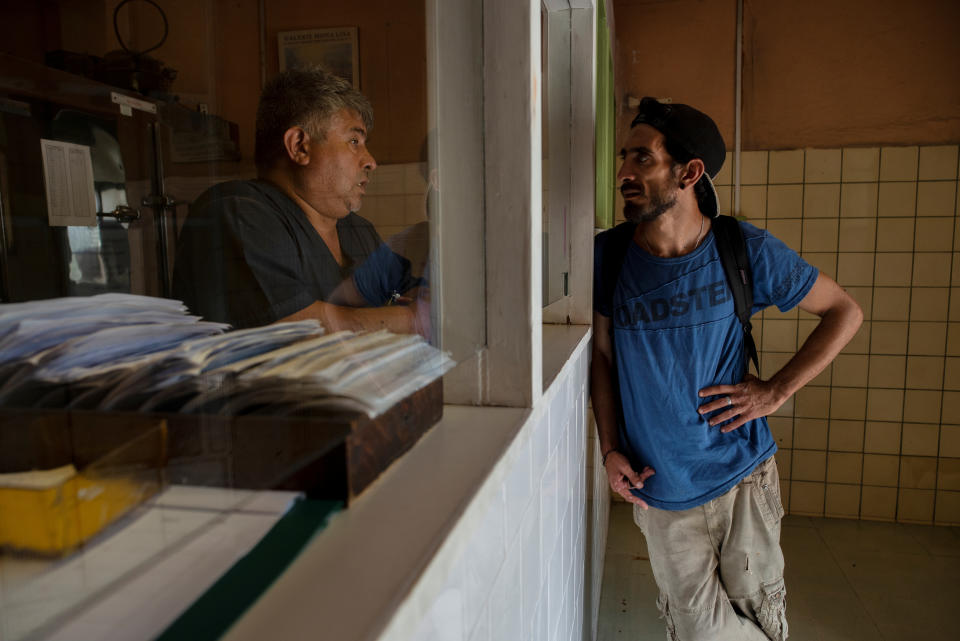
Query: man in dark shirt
xmin=172 ymin=68 xmax=425 ymax=334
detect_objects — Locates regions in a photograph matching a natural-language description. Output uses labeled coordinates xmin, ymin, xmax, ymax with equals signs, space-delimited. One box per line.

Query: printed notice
xmin=40 ymin=139 xmax=98 ymax=227
xmin=278 ymin=27 xmax=359 ymax=89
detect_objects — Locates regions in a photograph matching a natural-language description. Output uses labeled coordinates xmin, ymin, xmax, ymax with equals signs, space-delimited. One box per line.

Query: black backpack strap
xmin=599 ymin=221 xmax=637 ymax=321
xmin=712 ymin=215 xmax=760 ymax=375
xmin=599 ymin=222 xmax=636 ymax=432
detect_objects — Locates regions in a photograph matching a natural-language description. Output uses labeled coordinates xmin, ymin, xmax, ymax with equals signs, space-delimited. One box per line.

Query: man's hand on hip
xmin=697 ymin=373 xmax=787 ymax=433
xmin=604 ymin=452 xmax=655 ymax=509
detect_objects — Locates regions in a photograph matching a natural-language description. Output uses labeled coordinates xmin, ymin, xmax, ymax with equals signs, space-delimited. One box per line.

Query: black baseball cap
xmin=630 ymin=97 xmax=727 ymax=217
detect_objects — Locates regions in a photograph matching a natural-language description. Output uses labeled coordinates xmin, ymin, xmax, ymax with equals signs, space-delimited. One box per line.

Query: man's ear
xmin=282 ymin=126 xmax=311 ymax=166
xmin=678 ymin=158 xmax=705 ymax=190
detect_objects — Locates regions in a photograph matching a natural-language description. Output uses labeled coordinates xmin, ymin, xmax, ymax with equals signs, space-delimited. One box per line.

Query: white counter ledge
xmin=223 ymin=324 xmax=595 ymax=641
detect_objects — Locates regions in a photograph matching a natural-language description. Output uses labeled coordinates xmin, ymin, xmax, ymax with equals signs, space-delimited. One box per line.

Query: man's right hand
xmin=604 ymin=451 xmax=655 ymax=509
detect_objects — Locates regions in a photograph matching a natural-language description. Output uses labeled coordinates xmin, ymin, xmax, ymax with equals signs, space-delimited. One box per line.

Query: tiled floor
xmin=597 ymin=502 xmax=960 ymax=640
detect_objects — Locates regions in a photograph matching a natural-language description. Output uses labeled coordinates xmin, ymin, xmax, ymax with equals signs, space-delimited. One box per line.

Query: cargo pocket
xmin=656 ymin=593 xmax=679 ymax=641
xmin=757 ymin=577 xmax=788 ymax=641
xmin=754 ymin=460 xmax=785 ymax=528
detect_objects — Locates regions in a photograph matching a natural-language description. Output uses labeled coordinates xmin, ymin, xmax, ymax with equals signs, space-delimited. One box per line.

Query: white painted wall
xmin=585 ymin=411 xmax=610 ymax=639
xmin=374 ymin=331 xmax=610 ymax=641
xmin=365 ymin=1 xmax=609 ymax=638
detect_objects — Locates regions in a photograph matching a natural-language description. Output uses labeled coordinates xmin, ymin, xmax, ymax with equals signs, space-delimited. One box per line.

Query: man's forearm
xmin=590 ymin=350 xmax=622 ymax=459
xmin=768 ymin=297 xmax=863 ymax=404
xmin=282 ymin=300 xmax=420 ymax=336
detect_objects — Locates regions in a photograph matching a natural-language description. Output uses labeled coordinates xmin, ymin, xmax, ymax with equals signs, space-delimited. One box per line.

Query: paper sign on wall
xmin=40 ymin=139 xmax=98 ymax=227
xmin=278 ymin=27 xmax=360 ymax=89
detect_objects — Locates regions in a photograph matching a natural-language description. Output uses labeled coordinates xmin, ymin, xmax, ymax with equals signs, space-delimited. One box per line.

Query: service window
xmin=0 ymin=1 xmax=482 ymax=639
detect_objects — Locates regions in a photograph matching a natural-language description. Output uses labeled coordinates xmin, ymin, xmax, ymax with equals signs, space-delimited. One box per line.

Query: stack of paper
xmin=0 ymin=295 xmax=453 ymax=418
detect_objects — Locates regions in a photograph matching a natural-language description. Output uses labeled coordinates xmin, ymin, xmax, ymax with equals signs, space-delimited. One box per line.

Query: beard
xmin=622 ymin=181 xmax=680 ymax=223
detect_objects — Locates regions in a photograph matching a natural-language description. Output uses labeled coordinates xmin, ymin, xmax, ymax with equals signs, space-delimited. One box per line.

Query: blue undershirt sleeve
xmin=352 ymin=243 xmax=424 ymax=306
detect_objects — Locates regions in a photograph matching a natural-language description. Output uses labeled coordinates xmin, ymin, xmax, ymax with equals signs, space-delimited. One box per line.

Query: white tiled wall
xmin=718 ymin=144 xmax=960 ymax=526
xmin=585 ymin=412 xmax=610 ymax=639
xmin=612 ymin=144 xmax=960 ymax=525
xmin=374 ymin=336 xmax=610 ymax=641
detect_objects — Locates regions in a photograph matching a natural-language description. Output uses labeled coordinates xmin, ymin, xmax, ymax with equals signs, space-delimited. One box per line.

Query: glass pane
xmin=541 ymin=4 xmax=571 ymax=307
xmin=0 ymin=1 xmax=469 ymax=638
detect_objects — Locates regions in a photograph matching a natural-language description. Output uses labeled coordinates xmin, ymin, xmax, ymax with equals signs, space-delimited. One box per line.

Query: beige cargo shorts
xmin=633 ymin=455 xmax=788 ymax=641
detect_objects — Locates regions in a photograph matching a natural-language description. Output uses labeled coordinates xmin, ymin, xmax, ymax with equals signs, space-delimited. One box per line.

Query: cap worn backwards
xmin=630 ymin=97 xmax=727 ymax=218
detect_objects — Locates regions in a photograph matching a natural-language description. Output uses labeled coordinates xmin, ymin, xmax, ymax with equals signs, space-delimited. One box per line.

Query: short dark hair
xmin=254 ymin=67 xmax=374 ymax=170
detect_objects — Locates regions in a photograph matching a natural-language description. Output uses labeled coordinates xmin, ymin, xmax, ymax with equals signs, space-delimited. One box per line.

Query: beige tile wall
xmin=358 ymin=161 xmax=429 ymax=238
xmin=713 ymin=144 xmax=960 ymax=525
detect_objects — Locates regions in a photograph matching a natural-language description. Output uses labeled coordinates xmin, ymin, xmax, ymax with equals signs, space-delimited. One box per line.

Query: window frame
xmin=430 ymin=0 xmax=596 ymax=407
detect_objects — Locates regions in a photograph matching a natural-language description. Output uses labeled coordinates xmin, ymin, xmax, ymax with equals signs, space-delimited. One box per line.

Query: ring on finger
xmin=726 ymin=396 xmax=733 ymax=406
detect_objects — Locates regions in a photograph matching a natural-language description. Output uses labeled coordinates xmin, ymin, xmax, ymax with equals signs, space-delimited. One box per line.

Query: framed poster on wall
xmin=278 ymin=27 xmax=359 ymax=89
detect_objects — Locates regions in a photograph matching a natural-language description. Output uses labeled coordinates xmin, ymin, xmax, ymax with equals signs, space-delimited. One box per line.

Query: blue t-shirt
xmin=593 ymin=221 xmax=818 ymax=510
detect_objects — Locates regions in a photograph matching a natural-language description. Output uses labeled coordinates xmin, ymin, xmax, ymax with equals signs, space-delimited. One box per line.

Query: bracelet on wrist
xmin=601 ymin=448 xmax=619 ymax=465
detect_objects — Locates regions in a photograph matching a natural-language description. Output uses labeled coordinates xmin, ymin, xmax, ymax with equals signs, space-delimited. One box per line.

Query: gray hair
xmin=254 ymin=67 xmax=374 ymax=170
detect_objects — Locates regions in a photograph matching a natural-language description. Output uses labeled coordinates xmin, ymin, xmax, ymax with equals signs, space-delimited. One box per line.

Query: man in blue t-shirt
xmin=591 ymin=98 xmax=863 ymax=640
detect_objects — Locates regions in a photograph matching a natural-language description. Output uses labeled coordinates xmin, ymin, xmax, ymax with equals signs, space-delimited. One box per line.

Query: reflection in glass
xmin=0 ymin=2 xmax=454 ymax=638
xmin=52 ymin=111 xmax=132 ymax=295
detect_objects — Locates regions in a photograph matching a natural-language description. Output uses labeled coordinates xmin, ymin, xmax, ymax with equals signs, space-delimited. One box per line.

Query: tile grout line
xmin=797 ymin=150 xmax=825 ymax=517
xmin=767 ymin=150 xmax=800 ymax=517
xmin=893 ymin=147 xmax=923 ymax=524
xmin=861 ymin=146 xmax=882 ymax=521
xmin=935 ymin=148 xmax=960 ymax=525
xmin=818 ymin=149 xmax=841 ymax=515
xmin=842 ymin=148 xmax=870 ymax=517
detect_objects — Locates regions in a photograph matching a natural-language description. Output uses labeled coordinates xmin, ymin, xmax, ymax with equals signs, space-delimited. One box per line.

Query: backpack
xmin=599 ymin=215 xmax=760 ymax=374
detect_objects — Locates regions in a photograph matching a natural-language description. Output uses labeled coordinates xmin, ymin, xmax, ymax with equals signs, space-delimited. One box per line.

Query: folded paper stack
xmin=0 ymin=294 xmax=454 ymax=418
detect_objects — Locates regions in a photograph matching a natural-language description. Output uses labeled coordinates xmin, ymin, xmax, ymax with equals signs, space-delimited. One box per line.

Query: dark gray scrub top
xmin=172 ymin=180 xmax=402 ymax=328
